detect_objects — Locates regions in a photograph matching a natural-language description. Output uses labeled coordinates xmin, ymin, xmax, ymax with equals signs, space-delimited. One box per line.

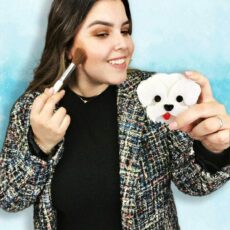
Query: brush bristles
xmin=72 ymin=48 xmax=87 ymax=65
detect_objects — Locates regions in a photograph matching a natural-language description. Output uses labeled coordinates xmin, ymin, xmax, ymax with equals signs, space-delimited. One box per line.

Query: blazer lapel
xmin=117 ymin=83 xmax=145 ymax=228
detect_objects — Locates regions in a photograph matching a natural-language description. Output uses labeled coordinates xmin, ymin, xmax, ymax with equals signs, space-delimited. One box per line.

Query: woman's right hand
xmin=30 ymin=88 xmax=71 ymax=154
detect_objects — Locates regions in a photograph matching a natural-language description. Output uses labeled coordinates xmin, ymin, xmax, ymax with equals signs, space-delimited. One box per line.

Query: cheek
xmin=85 ymin=47 xmax=110 ymax=64
xmin=124 ymin=36 xmax=134 ymax=56
xmin=129 ymin=39 xmax=135 ymax=55
xmin=82 ymin=52 xmax=105 ymax=72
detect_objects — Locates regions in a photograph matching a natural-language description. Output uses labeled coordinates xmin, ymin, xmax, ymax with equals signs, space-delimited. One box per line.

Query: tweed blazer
xmin=0 ymin=70 xmax=230 ymax=230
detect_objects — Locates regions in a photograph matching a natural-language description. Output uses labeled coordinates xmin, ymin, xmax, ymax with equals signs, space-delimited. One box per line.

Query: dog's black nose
xmin=164 ymin=104 xmax=174 ymax=111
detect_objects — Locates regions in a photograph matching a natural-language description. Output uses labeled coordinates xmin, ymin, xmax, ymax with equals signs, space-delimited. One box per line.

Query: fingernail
xmin=169 ymin=122 xmax=178 ymax=130
xmin=185 ymin=71 xmax=193 ymax=77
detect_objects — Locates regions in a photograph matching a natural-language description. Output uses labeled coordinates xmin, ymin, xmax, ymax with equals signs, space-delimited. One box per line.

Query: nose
xmin=164 ymin=104 xmax=174 ymax=111
xmin=114 ymin=33 xmax=128 ymax=51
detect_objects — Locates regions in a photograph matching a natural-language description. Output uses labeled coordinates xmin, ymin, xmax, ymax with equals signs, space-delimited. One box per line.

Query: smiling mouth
xmin=108 ymin=58 xmax=127 ymax=70
xmin=108 ymin=58 xmax=126 ymax=65
xmin=162 ymin=113 xmax=171 ymax=120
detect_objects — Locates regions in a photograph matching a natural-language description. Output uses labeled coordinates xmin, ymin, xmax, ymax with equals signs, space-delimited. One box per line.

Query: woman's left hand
xmin=169 ymin=71 xmax=230 ymax=153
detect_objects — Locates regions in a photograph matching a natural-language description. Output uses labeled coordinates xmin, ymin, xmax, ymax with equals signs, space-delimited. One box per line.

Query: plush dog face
xmin=137 ymin=73 xmax=201 ymax=123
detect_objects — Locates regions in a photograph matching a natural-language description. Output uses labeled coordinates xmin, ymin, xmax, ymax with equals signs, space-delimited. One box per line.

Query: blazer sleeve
xmin=0 ymin=92 xmax=64 ymax=212
xmin=167 ymin=130 xmax=230 ymax=196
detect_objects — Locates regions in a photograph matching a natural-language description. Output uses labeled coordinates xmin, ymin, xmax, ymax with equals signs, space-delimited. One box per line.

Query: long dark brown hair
xmin=27 ymin=0 xmax=132 ymax=92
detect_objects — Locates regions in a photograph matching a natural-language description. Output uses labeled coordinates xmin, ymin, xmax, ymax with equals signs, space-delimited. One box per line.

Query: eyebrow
xmin=87 ymin=20 xmax=130 ymax=28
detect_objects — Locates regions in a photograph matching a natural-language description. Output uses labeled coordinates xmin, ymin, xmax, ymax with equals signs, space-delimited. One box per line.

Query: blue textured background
xmin=0 ymin=0 xmax=230 ymax=229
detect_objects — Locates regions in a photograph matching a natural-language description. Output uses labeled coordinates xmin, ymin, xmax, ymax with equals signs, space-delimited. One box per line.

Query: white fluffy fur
xmin=137 ymin=73 xmax=201 ymax=123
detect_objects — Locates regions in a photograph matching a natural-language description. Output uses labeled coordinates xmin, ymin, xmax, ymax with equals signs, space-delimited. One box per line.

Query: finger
xmin=40 ymin=90 xmax=65 ymax=117
xmin=180 ymin=119 xmax=202 ymax=133
xmin=50 ymin=107 xmax=67 ymax=127
xmin=169 ymin=102 xmax=224 ymax=130
xmin=189 ymin=115 xmax=229 ymax=138
xmin=58 ymin=114 xmax=71 ymax=134
xmin=184 ymin=71 xmax=214 ymax=103
xmin=31 ymin=88 xmax=53 ymax=115
xmin=202 ymin=129 xmax=230 ymax=153
xmin=180 ymin=124 xmax=193 ymax=133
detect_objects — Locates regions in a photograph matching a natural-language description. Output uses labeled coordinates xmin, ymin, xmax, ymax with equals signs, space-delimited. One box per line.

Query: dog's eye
xmin=154 ymin=95 xmax=161 ymax=102
xmin=176 ymin=95 xmax=183 ymax=102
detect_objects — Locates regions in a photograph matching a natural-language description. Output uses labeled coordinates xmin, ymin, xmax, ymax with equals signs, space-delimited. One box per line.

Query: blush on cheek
xmin=72 ymin=48 xmax=87 ymax=65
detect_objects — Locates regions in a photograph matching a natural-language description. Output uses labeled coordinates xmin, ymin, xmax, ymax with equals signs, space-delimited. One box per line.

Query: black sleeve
xmin=27 ymin=126 xmax=51 ymax=161
xmin=194 ymin=140 xmax=230 ymax=174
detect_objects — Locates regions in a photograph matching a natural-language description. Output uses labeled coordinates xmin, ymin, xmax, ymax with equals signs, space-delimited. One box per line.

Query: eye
xmin=176 ymin=95 xmax=183 ymax=102
xmin=154 ymin=95 xmax=161 ymax=102
xmin=121 ymin=25 xmax=131 ymax=35
xmin=95 ymin=32 xmax=109 ymax=38
xmin=121 ymin=30 xmax=130 ymax=36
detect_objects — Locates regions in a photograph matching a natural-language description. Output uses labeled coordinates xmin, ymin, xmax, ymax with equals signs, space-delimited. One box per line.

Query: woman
xmin=0 ymin=0 xmax=230 ymax=229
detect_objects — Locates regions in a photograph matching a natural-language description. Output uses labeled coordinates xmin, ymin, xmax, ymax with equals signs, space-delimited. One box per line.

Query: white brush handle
xmin=53 ymin=62 xmax=76 ymax=93
xmin=53 ymin=80 xmax=64 ymax=93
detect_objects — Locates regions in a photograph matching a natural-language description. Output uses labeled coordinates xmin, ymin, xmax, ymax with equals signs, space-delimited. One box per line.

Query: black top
xmin=51 ymin=85 xmax=122 ymax=230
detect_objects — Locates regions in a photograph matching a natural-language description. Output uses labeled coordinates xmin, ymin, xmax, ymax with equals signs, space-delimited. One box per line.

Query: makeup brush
xmin=53 ymin=48 xmax=87 ymax=93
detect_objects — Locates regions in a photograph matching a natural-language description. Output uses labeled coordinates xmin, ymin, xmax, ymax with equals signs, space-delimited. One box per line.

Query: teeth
xmin=109 ymin=59 xmax=126 ymax=65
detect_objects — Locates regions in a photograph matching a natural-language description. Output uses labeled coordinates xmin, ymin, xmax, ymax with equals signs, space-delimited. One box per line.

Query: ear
xmin=137 ymin=75 xmax=167 ymax=107
xmin=169 ymin=77 xmax=201 ymax=105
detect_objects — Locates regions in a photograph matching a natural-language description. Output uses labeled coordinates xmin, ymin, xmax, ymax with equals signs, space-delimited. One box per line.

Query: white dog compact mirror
xmin=137 ymin=73 xmax=201 ymax=124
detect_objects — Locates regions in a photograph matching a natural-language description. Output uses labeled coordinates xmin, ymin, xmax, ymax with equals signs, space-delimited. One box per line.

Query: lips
xmin=108 ymin=57 xmax=127 ymax=70
xmin=108 ymin=56 xmax=127 ymax=62
xmin=163 ymin=113 xmax=171 ymax=120
xmin=109 ymin=58 xmax=125 ymax=63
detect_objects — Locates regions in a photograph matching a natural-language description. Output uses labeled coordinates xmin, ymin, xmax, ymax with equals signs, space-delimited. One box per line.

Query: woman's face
xmin=69 ymin=0 xmax=134 ymax=90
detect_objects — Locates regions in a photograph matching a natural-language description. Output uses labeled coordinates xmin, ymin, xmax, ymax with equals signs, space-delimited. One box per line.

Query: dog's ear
xmin=137 ymin=75 xmax=167 ymax=107
xmin=169 ymin=77 xmax=201 ymax=105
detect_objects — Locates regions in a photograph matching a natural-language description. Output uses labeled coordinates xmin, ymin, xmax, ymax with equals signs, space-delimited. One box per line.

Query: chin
xmin=109 ymin=73 xmax=127 ymax=85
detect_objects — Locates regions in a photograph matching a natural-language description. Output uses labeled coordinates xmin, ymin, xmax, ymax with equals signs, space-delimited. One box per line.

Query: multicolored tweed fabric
xmin=1 ymin=70 xmax=230 ymax=230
